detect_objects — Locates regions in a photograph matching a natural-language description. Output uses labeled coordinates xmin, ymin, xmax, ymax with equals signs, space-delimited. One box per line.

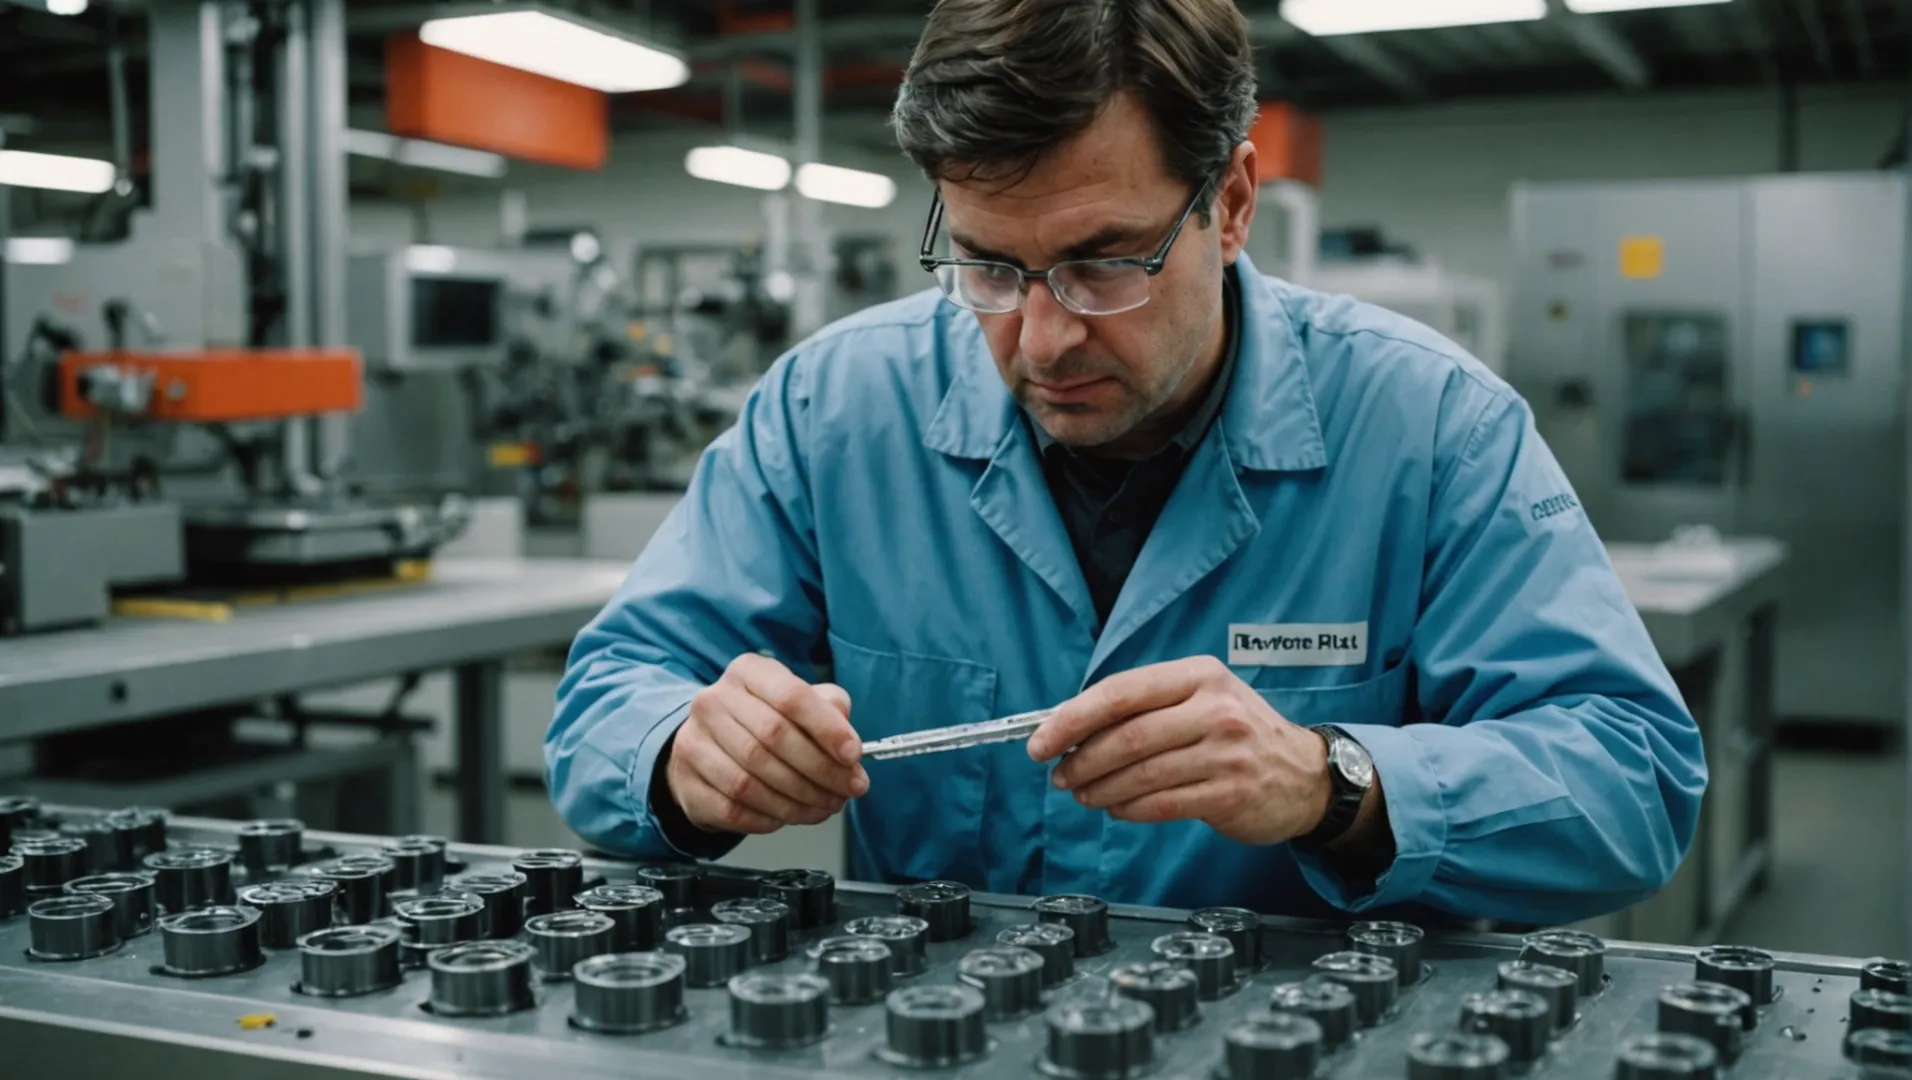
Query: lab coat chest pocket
xmin=1254 ymin=659 xmax=1415 ymax=732
xmin=826 ymin=631 xmax=997 ymax=884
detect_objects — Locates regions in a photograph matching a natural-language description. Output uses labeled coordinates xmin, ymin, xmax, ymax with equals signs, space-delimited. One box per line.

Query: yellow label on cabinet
xmin=1619 ymin=236 xmax=1665 ymax=280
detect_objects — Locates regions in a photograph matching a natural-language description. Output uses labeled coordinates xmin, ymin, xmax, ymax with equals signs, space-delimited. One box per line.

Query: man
xmin=548 ymin=0 xmax=1705 ymax=925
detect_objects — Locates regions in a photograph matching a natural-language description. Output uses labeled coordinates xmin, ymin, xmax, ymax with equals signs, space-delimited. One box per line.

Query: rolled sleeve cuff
xmin=628 ymin=699 xmax=725 ymax=861
xmin=1292 ymin=723 xmax=1447 ymax=912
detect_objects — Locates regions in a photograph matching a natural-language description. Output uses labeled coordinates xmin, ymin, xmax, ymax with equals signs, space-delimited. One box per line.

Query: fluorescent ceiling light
xmin=1564 ymin=0 xmax=1732 ymax=11
xmin=685 ymin=145 xmax=791 ymax=192
xmin=419 ymin=7 xmax=689 ymax=93
xmin=46 ymin=0 xmax=89 ymax=14
xmin=404 ymin=245 xmax=460 ymax=274
xmin=1282 ymin=0 xmax=1546 ymax=35
xmin=0 ymin=150 xmax=115 ymax=194
xmin=345 ymin=129 xmax=507 ymax=178
xmin=795 ymin=163 xmax=896 ymax=209
xmin=5 ymin=237 xmax=75 ymax=265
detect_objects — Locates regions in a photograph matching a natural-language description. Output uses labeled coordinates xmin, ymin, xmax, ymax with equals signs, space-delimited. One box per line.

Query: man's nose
xmin=1018 ymin=278 xmax=1089 ymax=368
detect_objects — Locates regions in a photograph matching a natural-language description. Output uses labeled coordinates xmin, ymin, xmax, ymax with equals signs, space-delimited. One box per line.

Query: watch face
xmin=1331 ymin=738 xmax=1375 ymax=788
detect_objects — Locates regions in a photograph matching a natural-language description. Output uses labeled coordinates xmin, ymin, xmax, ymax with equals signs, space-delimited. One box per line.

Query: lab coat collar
xmin=921 ymin=254 xmax=1328 ymax=473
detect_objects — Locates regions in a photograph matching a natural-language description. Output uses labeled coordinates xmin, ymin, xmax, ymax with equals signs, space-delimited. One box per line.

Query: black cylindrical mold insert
xmin=103 ymin=808 xmax=167 ymax=861
xmin=759 ymin=868 xmax=833 ymax=928
xmin=65 ymin=873 xmax=157 ymax=939
xmin=1040 ymin=997 xmax=1156 ymax=1080
xmin=712 ymin=896 xmax=793 ymax=964
xmin=305 ymin=856 xmax=394 ymax=925
xmin=1151 ymin=931 xmax=1239 ymax=1000
xmin=59 ymin=818 xmax=132 ymax=874
xmin=296 ymin=925 xmax=403 ymax=998
xmin=1109 ymin=961 xmax=1200 ymax=1033
xmin=1520 ymin=929 xmax=1606 ymax=998
xmin=18 ymin=837 xmax=89 ymax=894
xmin=571 ymin=952 xmax=689 ymax=1034
xmin=1850 ymin=988 xmax=1912 ymax=1034
xmin=143 ymin=848 xmax=235 ymax=913
xmin=576 ymin=884 xmax=665 ymax=951
xmin=1220 ymin=1013 xmax=1324 ymax=1080
xmin=664 ymin=922 xmax=752 ymax=988
xmin=635 ymin=863 xmax=704 ymax=911
xmin=158 ymin=904 xmax=263 ymax=977
xmin=725 ymin=972 xmax=831 ymax=1050
xmin=960 ymin=945 xmax=1047 ymax=1021
xmin=525 ymin=910 xmax=618 ymax=979
xmin=1497 ymin=960 xmax=1578 ymax=1036
xmin=380 ymin=836 xmax=447 ymax=893
xmin=1269 ymin=979 xmax=1358 ymax=1051
xmin=1350 ymin=920 xmax=1425 ymax=986
xmin=0 ymin=855 xmax=25 ymax=918
xmin=395 ymin=891 xmax=486 ymax=951
xmin=1311 ymin=950 xmax=1398 ymax=1026
xmin=428 ymin=940 xmax=538 ymax=1017
xmin=812 ymin=935 xmax=894 ymax=1004
xmin=1405 ymin=1031 xmax=1511 ymax=1080
xmin=239 ymin=880 xmax=338 ymax=949
xmin=511 ymin=849 xmax=584 ymax=917
xmin=1459 ymin=988 xmax=1550 ymax=1065
xmin=27 ymin=894 xmax=121 ymax=960
xmin=880 ymin=984 xmax=989 ymax=1070
xmin=1189 ymin=907 xmax=1262 ymax=971
xmin=236 ymin=819 xmax=305 ymax=876
xmin=1847 ymin=1028 xmax=1912 ymax=1071
xmin=1657 ymin=982 xmax=1753 ymax=1064
xmin=1614 ymin=1033 xmax=1719 ymax=1079
xmin=897 ymin=880 xmax=972 ymax=942
xmin=451 ymin=871 xmax=527 ymax=939
xmin=1695 ymin=946 xmax=1776 ymax=1005
xmin=845 ymin=914 xmax=930 ymax=977
xmin=999 ymin=922 xmax=1076 ymax=988
xmin=1034 ymin=893 xmax=1113 ymax=956
xmin=1862 ymin=959 xmax=1912 ymax=996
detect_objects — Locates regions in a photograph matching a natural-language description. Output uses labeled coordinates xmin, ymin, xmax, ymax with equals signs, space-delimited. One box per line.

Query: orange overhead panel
xmin=386 ymin=32 xmax=609 ymax=171
xmin=59 ymin=349 xmax=364 ymax=423
xmin=1249 ymin=103 xmax=1323 ymax=189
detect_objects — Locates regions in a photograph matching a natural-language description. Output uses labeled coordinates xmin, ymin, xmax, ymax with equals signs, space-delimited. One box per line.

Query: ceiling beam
xmin=1732 ymin=0 xmax=1782 ymax=83
xmin=1840 ymin=0 xmax=1876 ymax=78
xmin=1545 ymin=0 xmax=1651 ymax=89
xmin=1790 ymin=0 xmax=1838 ymax=77
xmin=1247 ymin=14 xmax=1430 ymax=102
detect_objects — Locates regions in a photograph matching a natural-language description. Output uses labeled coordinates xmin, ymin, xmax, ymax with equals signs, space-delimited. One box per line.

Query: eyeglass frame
xmin=916 ymin=173 xmax=1219 ymax=316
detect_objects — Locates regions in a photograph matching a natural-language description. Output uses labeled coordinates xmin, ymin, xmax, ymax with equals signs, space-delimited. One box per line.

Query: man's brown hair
xmin=892 ymin=0 xmax=1259 ymax=201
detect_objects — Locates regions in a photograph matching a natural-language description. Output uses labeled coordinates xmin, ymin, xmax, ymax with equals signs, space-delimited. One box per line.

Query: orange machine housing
xmin=385 ymin=32 xmax=609 ymax=171
xmin=59 ymin=349 xmax=364 ymax=423
xmin=1249 ymin=102 xmax=1324 ymax=189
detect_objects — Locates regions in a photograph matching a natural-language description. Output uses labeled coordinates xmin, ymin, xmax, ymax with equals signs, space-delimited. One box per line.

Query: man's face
xmin=938 ymin=93 xmax=1255 ymax=455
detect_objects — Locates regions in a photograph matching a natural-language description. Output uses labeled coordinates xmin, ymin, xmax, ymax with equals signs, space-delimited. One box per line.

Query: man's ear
xmin=1217 ymin=140 xmax=1258 ymax=265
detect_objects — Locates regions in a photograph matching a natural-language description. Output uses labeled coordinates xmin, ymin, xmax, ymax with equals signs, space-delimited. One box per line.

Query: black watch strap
xmin=1297 ymin=724 xmax=1369 ymax=850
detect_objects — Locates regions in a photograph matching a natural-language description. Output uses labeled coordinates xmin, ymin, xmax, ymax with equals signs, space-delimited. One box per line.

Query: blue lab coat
xmin=547 ymin=255 xmax=1705 ymax=927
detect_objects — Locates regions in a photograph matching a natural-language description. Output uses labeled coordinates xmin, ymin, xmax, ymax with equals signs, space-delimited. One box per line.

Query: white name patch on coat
xmin=1228 ymin=623 xmax=1368 ymax=667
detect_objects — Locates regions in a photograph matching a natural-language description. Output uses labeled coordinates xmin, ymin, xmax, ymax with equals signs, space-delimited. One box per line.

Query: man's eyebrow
xmin=947 ymin=224 xmax=1152 ymax=267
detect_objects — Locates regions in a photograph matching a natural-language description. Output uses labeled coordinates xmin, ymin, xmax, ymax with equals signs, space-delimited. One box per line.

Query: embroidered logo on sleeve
xmin=1530 ymin=493 xmax=1581 ymax=522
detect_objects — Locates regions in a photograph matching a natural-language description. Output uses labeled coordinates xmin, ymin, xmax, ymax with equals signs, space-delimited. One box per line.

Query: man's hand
xmin=665 ymin=654 xmax=869 ymax=836
xmin=1026 ymin=656 xmax=1338 ymax=847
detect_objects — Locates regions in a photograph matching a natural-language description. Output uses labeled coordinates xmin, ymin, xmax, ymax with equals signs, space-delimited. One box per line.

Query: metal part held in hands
xmin=236 ymin=819 xmax=305 ymax=876
xmin=1220 ymin=1012 xmax=1325 ymax=1080
xmin=664 ymin=923 xmax=752 ymax=988
xmin=879 ymin=984 xmax=989 ymax=1070
xmin=723 ymin=972 xmax=831 ymax=1050
xmin=451 ymin=871 xmax=527 ymax=938
xmin=1151 ymin=931 xmax=1240 ymax=1000
xmin=1109 ymin=961 xmax=1201 ymax=1033
xmin=1498 ymin=960 xmax=1579 ymax=1036
xmin=760 ymin=868 xmax=833 ymax=928
xmin=305 ymin=855 xmax=394 ymax=925
xmin=1000 ymin=922 xmax=1076 ymax=988
xmin=844 ymin=915 xmax=930 ymax=977
xmin=1521 ymin=928 xmax=1607 ymax=997
xmin=26 ymin=894 xmax=122 ymax=960
xmin=1035 ymin=894 xmax=1114 ymax=956
xmin=1040 ymin=996 xmax=1157 ymax=1080
xmin=296 ymin=925 xmax=403 ymax=998
xmin=1613 ymin=1032 xmax=1720 ymax=1079
xmin=158 ymin=905 xmax=264 ymax=977
xmin=1189 ymin=907 xmax=1263 ymax=971
xmin=575 ymin=885 xmax=665 ymax=951
xmin=959 ymin=946 xmax=1047 ymax=1021
xmin=428 ymin=940 xmax=538 ymax=1017
xmin=1405 ymin=1031 xmax=1512 ymax=1079
xmin=64 ymin=873 xmax=157 ymax=939
xmin=525 ymin=910 xmax=617 ymax=979
xmin=512 ymin=849 xmax=585 ymax=917
xmin=862 ymin=708 xmax=1054 ymax=761
xmin=1311 ymin=951 xmax=1399 ymax=1027
xmin=0 ymin=855 xmax=26 ymax=918
xmin=712 ymin=897 xmax=794 ymax=964
xmin=144 ymin=848 xmax=236 ymax=913
xmin=17 ymin=837 xmax=89 ymax=894
xmin=1695 ymin=945 xmax=1776 ymax=1005
xmin=571 ymin=952 xmax=690 ymax=1034
xmin=380 ymin=836 xmax=447 ymax=893
xmin=239 ymin=880 xmax=338 ymax=949
xmin=1268 ymin=979 xmax=1358 ymax=1051
xmin=1350 ymin=920 xmax=1426 ymax=987
xmin=103 ymin=807 xmax=168 ymax=861
xmin=812 ymin=935 xmax=894 ymax=1005
xmin=897 ymin=880 xmax=971 ymax=942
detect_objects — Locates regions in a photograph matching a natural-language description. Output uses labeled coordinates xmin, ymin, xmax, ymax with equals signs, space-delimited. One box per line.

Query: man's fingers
xmin=1051 ymin=701 xmax=1209 ymax=791
xmin=814 ymin=682 xmax=852 ymax=717
xmin=705 ymin=700 xmax=847 ymax=810
xmin=679 ymin=725 xmax=833 ymax=827
xmin=1071 ymin=745 xmax=1214 ymax=810
xmin=727 ymin=692 xmax=863 ymax=801
xmin=736 ymin=658 xmax=863 ymax=767
xmin=1030 ymin=659 xmax=1209 ymax=761
xmin=1107 ymin=780 xmax=1234 ymax=825
xmin=673 ymin=770 xmax=783 ymax=835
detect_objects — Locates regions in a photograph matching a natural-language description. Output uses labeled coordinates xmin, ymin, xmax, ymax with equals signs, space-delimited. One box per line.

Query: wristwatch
xmin=1297 ymin=724 xmax=1374 ymax=849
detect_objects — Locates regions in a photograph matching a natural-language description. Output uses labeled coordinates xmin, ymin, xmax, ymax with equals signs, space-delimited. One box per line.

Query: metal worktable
xmin=0 ymin=559 xmax=628 ymax=843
